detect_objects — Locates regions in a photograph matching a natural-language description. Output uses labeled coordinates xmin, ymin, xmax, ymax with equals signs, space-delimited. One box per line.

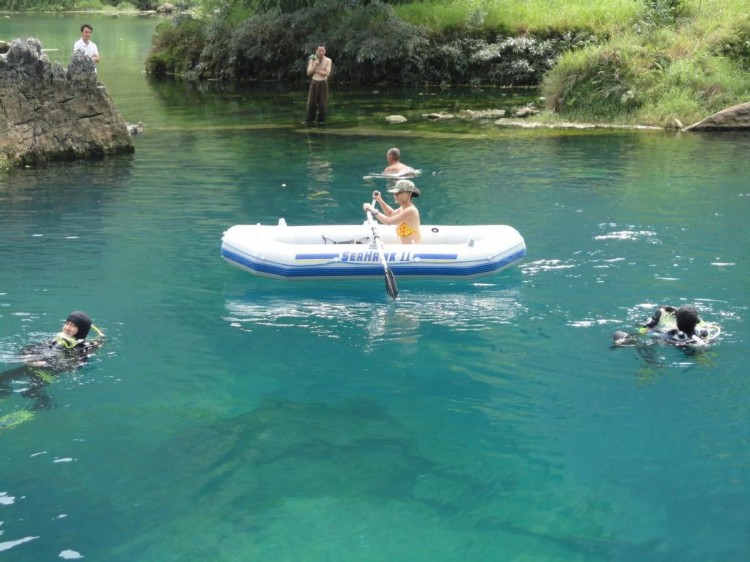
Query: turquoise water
xmin=2 ymin=15 xmax=750 ymax=562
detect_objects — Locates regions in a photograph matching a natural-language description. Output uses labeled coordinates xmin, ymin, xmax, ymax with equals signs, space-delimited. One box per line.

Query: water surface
xmin=1 ymin=14 xmax=749 ymax=562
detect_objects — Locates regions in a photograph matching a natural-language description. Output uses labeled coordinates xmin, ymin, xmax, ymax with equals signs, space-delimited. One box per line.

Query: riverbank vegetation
xmin=0 ymin=0 xmax=157 ymax=10
xmin=6 ymin=0 xmax=749 ymax=127
xmin=543 ymin=0 xmax=750 ymax=126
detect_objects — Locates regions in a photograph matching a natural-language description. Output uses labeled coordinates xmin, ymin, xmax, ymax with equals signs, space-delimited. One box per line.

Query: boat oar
xmin=366 ymin=200 xmax=398 ymax=299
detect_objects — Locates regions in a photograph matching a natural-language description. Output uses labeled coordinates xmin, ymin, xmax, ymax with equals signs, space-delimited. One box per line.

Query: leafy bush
xmin=325 ymin=2 xmax=429 ymax=84
xmin=145 ymin=15 xmax=205 ymax=75
xmin=633 ymin=0 xmax=687 ymax=34
xmin=148 ymin=0 xmax=594 ymax=87
xmin=180 ymin=1 xmax=431 ymax=83
xmin=716 ymin=20 xmax=750 ymax=70
xmin=134 ymin=0 xmax=158 ymax=10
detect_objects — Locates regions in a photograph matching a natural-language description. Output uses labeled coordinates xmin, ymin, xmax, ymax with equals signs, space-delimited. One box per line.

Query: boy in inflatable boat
xmin=0 ymin=311 xmax=104 ymax=413
xmin=612 ymin=305 xmax=720 ymax=349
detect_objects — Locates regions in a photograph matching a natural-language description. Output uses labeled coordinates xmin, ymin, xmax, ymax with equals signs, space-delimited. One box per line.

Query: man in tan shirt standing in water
xmin=305 ymin=45 xmax=332 ymax=126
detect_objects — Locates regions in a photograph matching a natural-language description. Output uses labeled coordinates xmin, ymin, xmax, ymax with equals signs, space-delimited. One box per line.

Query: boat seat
xmin=321 ymin=235 xmax=369 ymax=245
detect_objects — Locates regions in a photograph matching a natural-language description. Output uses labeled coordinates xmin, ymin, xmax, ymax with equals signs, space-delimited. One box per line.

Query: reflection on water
xmin=224 ymin=282 xmax=526 ymax=344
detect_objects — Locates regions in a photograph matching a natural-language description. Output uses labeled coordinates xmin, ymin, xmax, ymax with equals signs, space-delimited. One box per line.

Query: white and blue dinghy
xmin=221 ymin=219 xmax=527 ymax=287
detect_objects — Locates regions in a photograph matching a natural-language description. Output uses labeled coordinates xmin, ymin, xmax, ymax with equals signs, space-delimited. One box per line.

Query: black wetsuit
xmin=644 ymin=306 xmax=711 ymax=346
xmin=0 ymin=338 xmax=101 ymax=410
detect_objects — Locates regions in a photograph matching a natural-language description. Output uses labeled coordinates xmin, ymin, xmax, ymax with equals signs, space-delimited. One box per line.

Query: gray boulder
xmin=1 ymin=38 xmax=133 ymax=169
xmin=686 ymin=101 xmax=750 ymax=131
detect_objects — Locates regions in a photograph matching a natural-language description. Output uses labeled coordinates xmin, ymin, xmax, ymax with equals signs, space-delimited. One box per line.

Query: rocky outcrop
xmin=0 ymin=38 xmax=133 ymax=169
xmin=686 ymin=101 xmax=750 ymax=131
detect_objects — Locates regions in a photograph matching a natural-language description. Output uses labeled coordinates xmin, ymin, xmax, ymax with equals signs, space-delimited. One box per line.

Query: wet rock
xmin=458 ymin=109 xmax=506 ymax=120
xmin=513 ymin=105 xmax=539 ymax=118
xmin=423 ymin=112 xmax=455 ymax=120
xmin=127 ymin=121 xmax=145 ymax=135
xmin=385 ymin=115 xmax=407 ymax=124
xmin=668 ymin=117 xmax=684 ymax=130
xmin=0 ymin=38 xmax=133 ymax=168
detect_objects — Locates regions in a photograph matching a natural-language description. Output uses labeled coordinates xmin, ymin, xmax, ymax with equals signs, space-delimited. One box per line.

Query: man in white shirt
xmin=73 ymin=24 xmax=100 ymax=65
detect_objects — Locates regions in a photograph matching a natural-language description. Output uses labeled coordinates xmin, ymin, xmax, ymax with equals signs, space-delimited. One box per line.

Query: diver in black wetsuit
xmin=0 ymin=311 xmax=104 ymax=411
xmin=612 ymin=305 xmax=718 ymax=351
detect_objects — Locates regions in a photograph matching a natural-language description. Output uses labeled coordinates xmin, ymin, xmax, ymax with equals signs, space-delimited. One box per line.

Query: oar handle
xmin=366 ymin=198 xmax=398 ymax=299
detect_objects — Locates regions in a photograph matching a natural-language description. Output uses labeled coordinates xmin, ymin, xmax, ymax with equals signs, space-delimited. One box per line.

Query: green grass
xmin=397 ymin=0 xmax=750 ymax=126
xmin=394 ymin=0 xmax=640 ymax=36
xmin=14 ymin=0 xmax=744 ymax=127
xmin=536 ymin=0 xmax=750 ymax=125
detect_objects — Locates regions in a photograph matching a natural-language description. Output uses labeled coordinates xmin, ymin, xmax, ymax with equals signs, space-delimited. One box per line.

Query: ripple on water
xmin=223 ymin=283 xmax=526 ymax=344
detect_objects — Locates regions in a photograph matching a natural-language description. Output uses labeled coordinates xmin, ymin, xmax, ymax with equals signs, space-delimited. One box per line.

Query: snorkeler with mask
xmin=0 ymin=311 xmax=105 ymax=420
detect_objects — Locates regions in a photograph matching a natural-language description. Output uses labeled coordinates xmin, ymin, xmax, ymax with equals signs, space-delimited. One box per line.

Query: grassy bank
xmin=541 ymin=0 xmax=750 ymax=126
xmin=394 ymin=0 xmax=640 ymax=36
xmin=10 ymin=0 xmax=747 ymax=127
xmin=392 ymin=0 xmax=750 ymax=125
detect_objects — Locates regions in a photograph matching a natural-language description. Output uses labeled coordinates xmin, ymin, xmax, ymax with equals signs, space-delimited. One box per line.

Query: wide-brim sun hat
xmin=388 ymin=179 xmax=420 ymax=197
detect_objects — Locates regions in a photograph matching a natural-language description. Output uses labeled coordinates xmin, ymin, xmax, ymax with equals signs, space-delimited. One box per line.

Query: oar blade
xmin=385 ymin=268 xmax=398 ymax=299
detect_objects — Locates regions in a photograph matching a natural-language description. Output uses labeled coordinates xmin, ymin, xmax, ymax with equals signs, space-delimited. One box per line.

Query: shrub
xmin=542 ymin=42 xmax=645 ymax=119
xmin=716 ymin=19 xmax=750 ymax=70
xmin=145 ymin=15 xmax=205 ymax=75
xmin=134 ymin=0 xmax=158 ymax=9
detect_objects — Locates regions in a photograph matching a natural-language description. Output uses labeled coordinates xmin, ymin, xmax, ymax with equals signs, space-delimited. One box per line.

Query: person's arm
xmin=306 ymin=56 xmax=318 ymax=77
xmin=644 ymin=306 xmax=674 ymax=328
xmin=370 ymin=206 xmax=412 ymax=226
xmin=373 ymin=191 xmax=394 ymax=215
xmin=644 ymin=308 xmax=662 ymax=329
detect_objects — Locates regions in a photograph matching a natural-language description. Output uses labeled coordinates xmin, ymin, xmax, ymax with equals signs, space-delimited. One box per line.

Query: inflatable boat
xmin=221 ymin=219 xmax=526 ymax=281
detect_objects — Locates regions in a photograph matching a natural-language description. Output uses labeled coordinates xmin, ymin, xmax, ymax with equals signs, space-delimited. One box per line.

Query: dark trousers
xmin=306 ymin=79 xmax=328 ymax=124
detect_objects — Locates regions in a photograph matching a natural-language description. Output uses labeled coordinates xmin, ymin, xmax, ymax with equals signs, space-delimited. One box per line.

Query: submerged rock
xmin=0 ymin=38 xmax=133 ymax=169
